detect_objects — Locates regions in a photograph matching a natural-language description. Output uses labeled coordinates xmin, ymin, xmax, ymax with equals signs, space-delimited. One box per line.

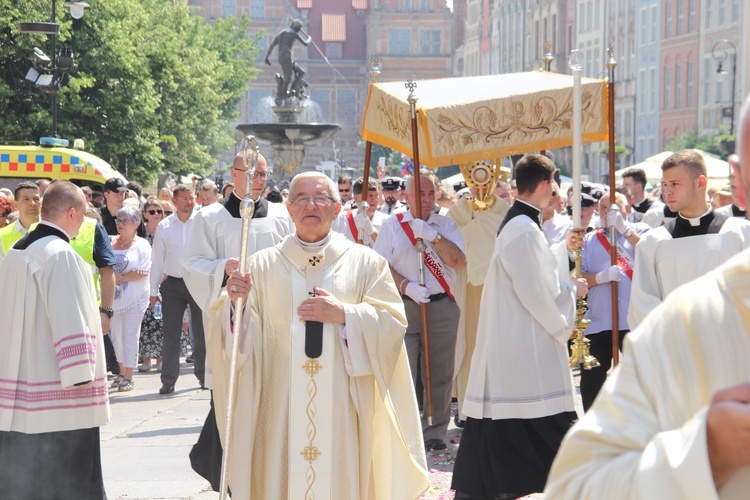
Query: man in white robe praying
xmin=0 ymin=181 xmax=110 ymax=499
xmin=546 ymin=95 xmax=750 ymax=499
xmin=628 ymin=149 xmax=750 ymax=329
xmin=207 ymin=171 xmax=429 ymax=499
xmin=451 ymin=153 xmax=587 ymax=499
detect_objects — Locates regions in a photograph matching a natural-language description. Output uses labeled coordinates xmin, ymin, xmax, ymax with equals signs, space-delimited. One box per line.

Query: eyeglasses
xmin=144 ymin=209 xmax=163 ymax=215
xmin=290 ymin=195 xmax=335 ymax=208
xmin=233 ymin=168 xmax=268 ymax=179
xmin=164 ymin=211 xmax=173 ymax=216
xmin=338 ymin=188 xmax=351 ymax=193
xmin=115 ymin=218 xmax=136 ymax=225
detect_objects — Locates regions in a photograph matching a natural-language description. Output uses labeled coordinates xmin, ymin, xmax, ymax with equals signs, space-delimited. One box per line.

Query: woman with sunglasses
xmin=110 ymin=204 xmax=151 ymax=391
xmin=138 ymin=198 xmax=166 ymax=373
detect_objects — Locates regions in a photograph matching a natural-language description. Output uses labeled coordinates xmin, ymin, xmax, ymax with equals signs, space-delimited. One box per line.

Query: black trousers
xmin=160 ymin=276 xmax=205 ymax=387
xmin=0 ymin=427 xmax=106 ymax=500
xmin=580 ymin=329 xmax=628 ymax=411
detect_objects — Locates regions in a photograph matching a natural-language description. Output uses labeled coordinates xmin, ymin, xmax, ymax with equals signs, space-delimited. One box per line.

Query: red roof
xmin=297 ymin=0 xmax=312 ymax=9
xmin=352 ymin=0 xmax=368 ymax=9
xmin=321 ymin=14 xmax=346 ymax=42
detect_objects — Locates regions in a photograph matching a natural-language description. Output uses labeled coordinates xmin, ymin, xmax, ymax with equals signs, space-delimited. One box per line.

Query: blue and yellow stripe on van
xmin=0 ymin=145 xmax=125 ymax=185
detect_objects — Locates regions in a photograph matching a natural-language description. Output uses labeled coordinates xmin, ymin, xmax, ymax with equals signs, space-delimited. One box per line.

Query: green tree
xmin=669 ymin=129 xmax=735 ymax=160
xmin=1 ymin=0 xmax=259 ymax=183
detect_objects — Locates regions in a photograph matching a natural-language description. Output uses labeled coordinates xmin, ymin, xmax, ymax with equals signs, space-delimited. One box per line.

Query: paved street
xmin=102 ymin=360 xmax=582 ymax=499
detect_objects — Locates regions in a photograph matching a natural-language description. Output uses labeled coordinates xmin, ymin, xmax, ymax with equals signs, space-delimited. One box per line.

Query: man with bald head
xmin=547 ymin=94 xmax=750 ymax=498
xmin=0 ymin=180 xmax=109 ymax=499
xmin=183 ymin=149 xmax=293 ymax=489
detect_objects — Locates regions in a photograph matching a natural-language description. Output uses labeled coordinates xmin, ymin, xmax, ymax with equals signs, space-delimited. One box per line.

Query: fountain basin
xmin=236 ymin=123 xmax=340 ymax=144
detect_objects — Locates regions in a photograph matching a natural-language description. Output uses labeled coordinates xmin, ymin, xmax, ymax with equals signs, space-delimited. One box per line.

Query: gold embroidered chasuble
xmin=206 ymin=233 xmax=428 ymax=499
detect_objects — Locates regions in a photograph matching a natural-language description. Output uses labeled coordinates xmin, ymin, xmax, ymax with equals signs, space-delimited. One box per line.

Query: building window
xmin=222 ymin=0 xmax=235 ymax=18
xmin=664 ymin=66 xmax=671 ymax=110
xmin=594 ymin=0 xmax=600 ymax=28
xmin=650 ymin=68 xmax=656 ymax=112
xmin=732 ymin=0 xmax=740 ymax=21
xmin=689 ymin=0 xmax=696 ymax=31
xmin=311 ymin=90 xmax=331 ymax=122
xmin=420 ymin=30 xmax=441 ymax=56
xmin=675 ymin=64 xmax=682 ymax=108
xmin=718 ymin=0 xmax=726 ymax=25
xmin=687 ymin=61 xmax=694 ymax=107
xmin=337 ymin=90 xmax=356 ymax=125
xmin=665 ymin=3 xmax=672 ymax=38
xmin=677 ymin=1 xmax=684 ymax=35
xmin=703 ymin=60 xmax=711 ymax=105
xmin=650 ymin=5 xmax=657 ymax=44
xmin=389 ymin=29 xmax=410 ymax=55
xmin=639 ymin=69 xmax=646 ymax=113
xmin=639 ymin=8 xmax=647 ymax=46
xmin=326 ymin=42 xmax=342 ymax=59
xmin=250 ymin=0 xmax=263 ymax=19
xmin=705 ymin=0 xmax=712 ymax=29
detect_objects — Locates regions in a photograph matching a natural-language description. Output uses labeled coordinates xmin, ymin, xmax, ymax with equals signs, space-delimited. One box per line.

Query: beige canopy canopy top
xmin=360 ymin=70 xmax=610 ymax=169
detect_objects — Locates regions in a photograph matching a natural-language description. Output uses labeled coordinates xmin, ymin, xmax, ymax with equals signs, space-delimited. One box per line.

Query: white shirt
xmin=331 ymin=209 xmax=388 ymax=247
xmin=150 ymin=212 xmax=196 ymax=295
xmin=373 ymin=210 xmax=465 ymax=295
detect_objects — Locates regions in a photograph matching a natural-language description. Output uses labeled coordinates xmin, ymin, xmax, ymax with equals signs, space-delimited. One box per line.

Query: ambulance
xmin=0 ymin=137 xmax=125 ymax=192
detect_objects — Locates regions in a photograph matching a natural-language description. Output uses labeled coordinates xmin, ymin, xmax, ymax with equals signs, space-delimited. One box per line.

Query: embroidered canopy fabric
xmin=361 ymin=71 xmax=609 ymax=168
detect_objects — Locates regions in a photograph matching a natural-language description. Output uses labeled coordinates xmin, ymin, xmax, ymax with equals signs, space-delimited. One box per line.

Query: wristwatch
xmin=99 ymin=306 xmax=114 ymax=319
xmin=432 ymin=233 xmax=443 ymax=244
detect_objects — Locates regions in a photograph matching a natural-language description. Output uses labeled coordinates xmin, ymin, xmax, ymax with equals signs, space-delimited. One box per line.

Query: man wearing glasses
xmin=209 ymin=171 xmax=428 ymax=498
xmin=337 ymin=174 xmax=353 ymax=205
xmin=183 ymin=151 xmax=293 ymax=490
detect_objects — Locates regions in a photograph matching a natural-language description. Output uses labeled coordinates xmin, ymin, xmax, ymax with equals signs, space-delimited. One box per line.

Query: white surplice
xmin=446 ymin=195 xmax=509 ymax=418
xmin=206 ymin=233 xmax=428 ymax=499
xmin=547 ymin=249 xmax=750 ymax=500
xmin=628 ymin=217 xmax=750 ymax=329
xmin=462 ymin=211 xmax=577 ymax=420
xmin=0 ymin=230 xmax=109 ymax=434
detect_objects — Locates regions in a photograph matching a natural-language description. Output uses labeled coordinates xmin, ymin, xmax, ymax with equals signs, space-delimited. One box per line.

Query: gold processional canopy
xmin=361 ymin=71 xmax=610 ymax=169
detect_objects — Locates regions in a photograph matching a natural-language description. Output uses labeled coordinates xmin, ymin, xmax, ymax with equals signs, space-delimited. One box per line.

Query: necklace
xmin=116 ymin=235 xmax=135 ymax=248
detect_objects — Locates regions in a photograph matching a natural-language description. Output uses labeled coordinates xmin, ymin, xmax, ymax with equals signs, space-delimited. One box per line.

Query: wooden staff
xmin=406 ymin=80 xmax=434 ymax=425
xmin=357 ymin=57 xmax=381 ymax=244
xmin=605 ymin=47 xmax=620 ymax=367
xmin=218 ymin=136 xmax=258 ymax=500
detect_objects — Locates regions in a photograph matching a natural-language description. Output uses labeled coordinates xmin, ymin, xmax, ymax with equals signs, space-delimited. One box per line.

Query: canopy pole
xmin=406 ymin=80 xmax=433 ymax=426
xmin=606 ymin=46 xmax=620 ymax=367
xmin=358 ymin=57 xmax=381 ymax=244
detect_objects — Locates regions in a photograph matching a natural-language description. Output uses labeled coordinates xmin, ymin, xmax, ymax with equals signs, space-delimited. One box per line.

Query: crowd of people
xmin=3 ymin=97 xmax=750 ymax=499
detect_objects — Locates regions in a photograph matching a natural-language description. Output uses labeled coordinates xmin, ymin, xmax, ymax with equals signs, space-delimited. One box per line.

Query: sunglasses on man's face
xmin=145 ymin=209 xmax=163 ymax=215
xmin=164 ymin=211 xmax=173 ymax=216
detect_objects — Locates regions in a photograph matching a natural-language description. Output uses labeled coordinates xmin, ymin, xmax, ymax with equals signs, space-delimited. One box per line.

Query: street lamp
xmin=18 ymin=1 xmax=90 ymax=137
xmin=712 ymin=39 xmax=737 ymax=135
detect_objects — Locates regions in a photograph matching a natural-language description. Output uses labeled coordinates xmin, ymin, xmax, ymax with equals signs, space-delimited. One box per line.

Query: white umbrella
xmin=615 ymin=149 xmax=731 ymax=183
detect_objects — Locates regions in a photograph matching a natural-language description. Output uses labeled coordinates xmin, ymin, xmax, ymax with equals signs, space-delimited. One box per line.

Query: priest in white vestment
xmin=0 ymin=181 xmax=109 ymax=499
xmin=451 ymin=154 xmax=587 ymax=499
xmin=182 ymin=152 xmax=293 ymax=490
xmin=547 ymin=95 xmax=750 ymax=500
xmin=208 ymin=172 xmax=429 ymax=499
xmin=446 ymin=187 xmax=509 ymax=422
xmin=628 ymin=149 xmax=750 ymax=329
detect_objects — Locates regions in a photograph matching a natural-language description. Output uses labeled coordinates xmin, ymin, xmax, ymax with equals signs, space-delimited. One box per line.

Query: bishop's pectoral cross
xmin=304 ymin=255 xmax=323 ymax=359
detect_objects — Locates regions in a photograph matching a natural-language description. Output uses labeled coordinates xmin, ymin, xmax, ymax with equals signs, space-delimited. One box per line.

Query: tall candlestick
xmin=570 ymin=50 xmax=583 ymax=227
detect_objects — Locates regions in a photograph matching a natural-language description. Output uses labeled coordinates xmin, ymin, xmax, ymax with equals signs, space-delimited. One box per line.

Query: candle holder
xmin=569 ymin=232 xmax=599 ymax=370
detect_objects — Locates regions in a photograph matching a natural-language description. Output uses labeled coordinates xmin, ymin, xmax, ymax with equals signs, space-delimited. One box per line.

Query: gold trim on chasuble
xmin=288 ymin=244 xmax=334 ymax=500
